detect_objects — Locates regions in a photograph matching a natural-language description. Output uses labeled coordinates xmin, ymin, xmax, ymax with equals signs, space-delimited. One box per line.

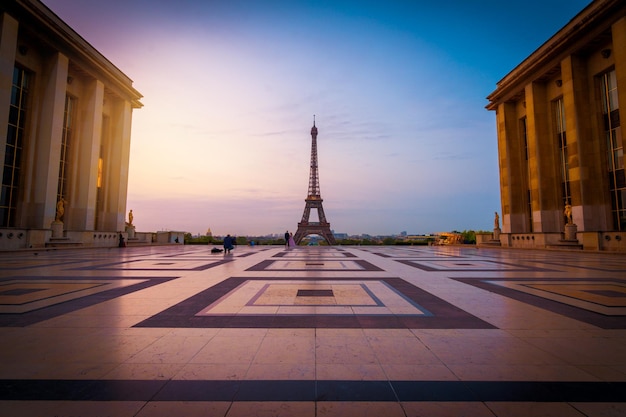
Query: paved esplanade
xmin=0 ymin=245 xmax=624 ymax=416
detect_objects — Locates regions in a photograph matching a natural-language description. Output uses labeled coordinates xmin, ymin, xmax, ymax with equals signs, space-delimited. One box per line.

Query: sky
xmin=42 ymin=0 xmax=592 ymax=237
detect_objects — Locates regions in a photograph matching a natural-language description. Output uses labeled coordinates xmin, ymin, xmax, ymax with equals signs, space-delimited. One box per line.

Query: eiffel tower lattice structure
xmin=293 ymin=118 xmax=336 ymax=245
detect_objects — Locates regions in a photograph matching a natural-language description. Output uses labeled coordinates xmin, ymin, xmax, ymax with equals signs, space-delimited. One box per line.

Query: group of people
xmin=284 ymin=231 xmax=296 ymax=248
xmin=221 ymin=231 xmax=296 ymax=253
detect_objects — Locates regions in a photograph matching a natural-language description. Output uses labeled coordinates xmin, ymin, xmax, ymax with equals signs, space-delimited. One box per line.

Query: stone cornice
xmin=486 ymin=0 xmax=623 ymax=110
xmin=4 ymin=0 xmax=143 ymax=108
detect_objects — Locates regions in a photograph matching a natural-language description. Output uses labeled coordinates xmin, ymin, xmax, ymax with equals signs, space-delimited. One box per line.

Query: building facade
xmin=486 ymin=0 xmax=626 ymax=252
xmin=0 ymin=0 xmax=142 ymax=250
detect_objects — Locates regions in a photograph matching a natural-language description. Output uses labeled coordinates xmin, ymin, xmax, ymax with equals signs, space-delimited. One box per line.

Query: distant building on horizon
xmin=332 ymin=232 xmax=349 ymax=239
xmin=0 ymin=0 xmax=143 ymax=250
xmin=486 ymin=0 xmax=626 ymax=252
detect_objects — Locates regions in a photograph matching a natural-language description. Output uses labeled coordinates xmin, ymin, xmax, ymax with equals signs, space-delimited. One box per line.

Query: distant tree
xmin=184 ymin=234 xmax=213 ymax=245
xmin=460 ymin=230 xmax=477 ymax=244
xmin=337 ymin=238 xmax=360 ymax=245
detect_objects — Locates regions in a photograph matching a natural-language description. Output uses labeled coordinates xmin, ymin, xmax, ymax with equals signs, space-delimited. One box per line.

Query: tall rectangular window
xmin=601 ymin=70 xmax=624 ymax=230
xmin=95 ymin=153 xmax=103 ymax=230
xmin=554 ymin=97 xmax=570 ymax=208
xmin=521 ymin=117 xmax=533 ymax=232
xmin=95 ymin=116 xmax=108 ymax=230
xmin=1 ymin=67 xmax=30 ymax=227
xmin=56 ymin=95 xmax=74 ymax=218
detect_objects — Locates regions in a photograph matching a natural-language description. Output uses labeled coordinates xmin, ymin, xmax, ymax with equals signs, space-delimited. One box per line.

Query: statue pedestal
xmin=564 ymin=224 xmax=578 ymax=241
xmin=51 ymin=221 xmax=64 ymax=238
xmin=125 ymin=225 xmax=136 ymax=239
xmin=493 ymin=227 xmax=501 ymax=241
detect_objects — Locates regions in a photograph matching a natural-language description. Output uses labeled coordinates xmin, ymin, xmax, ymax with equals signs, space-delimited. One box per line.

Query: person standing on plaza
xmin=223 ymin=234 xmax=234 ymax=254
xmin=284 ymin=231 xmax=290 ymax=248
xmin=288 ymin=232 xmax=296 ymax=248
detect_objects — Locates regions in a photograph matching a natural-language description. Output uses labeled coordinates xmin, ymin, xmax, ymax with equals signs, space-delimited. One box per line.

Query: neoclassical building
xmin=0 ymin=0 xmax=142 ymax=249
xmin=487 ymin=0 xmax=626 ymax=252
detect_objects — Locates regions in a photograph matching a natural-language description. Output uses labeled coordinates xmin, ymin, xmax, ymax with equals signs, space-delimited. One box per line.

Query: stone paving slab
xmin=0 ymin=245 xmax=625 ymax=416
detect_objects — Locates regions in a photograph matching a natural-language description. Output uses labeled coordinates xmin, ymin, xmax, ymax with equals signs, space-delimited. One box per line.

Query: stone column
xmin=100 ymin=98 xmax=132 ymax=231
xmin=497 ymin=101 xmax=527 ymax=234
xmin=525 ymin=81 xmax=561 ymax=232
xmin=561 ymin=54 xmax=610 ymax=231
xmin=68 ymin=79 xmax=104 ymax=231
xmin=24 ymin=52 xmax=69 ymax=229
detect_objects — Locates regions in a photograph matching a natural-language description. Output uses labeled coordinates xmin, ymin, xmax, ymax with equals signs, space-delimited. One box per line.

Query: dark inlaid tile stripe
xmin=1 ymin=380 xmax=625 ymax=402
xmin=396 ymin=259 xmax=553 ymax=272
xmin=297 ymin=289 xmax=334 ymax=297
xmin=452 ymin=277 xmax=626 ymax=329
xmin=0 ymin=276 xmax=178 ymax=327
xmin=74 ymin=259 xmax=233 ymax=271
xmin=273 ymin=250 xmax=357 ymax=258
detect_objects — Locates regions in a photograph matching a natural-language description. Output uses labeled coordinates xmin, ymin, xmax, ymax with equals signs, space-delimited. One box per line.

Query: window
xmin=601 ymin=70 xmax=624 ymax=230
xmin=521 ymin=117 xmax=533 ymax=232
xmin=56 ymin=95 xmax=75 ymax=217
xmin=1 ymin=67 xmax=30 ymax=227
xmin=554 ymin=97 xmax=571 ymax=208
xmin=95 ymin=153 xmax=103 ymax=230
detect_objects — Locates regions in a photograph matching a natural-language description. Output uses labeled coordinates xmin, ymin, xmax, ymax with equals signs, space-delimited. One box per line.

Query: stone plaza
xmin=0 ymin=244 xmax=624 ymax=416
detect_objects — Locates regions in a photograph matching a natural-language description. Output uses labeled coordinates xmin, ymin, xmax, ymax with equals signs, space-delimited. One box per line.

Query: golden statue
xmin=55 ymin=198 xmax=66 ymax=222
xmin=128 ymin=209 xmax=133 ymax=225
xmin=564 ymin=204 xmax=572 ymax=225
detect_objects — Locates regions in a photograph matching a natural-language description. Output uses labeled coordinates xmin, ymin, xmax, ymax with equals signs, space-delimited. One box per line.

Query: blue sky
xmin=43 ymin=0 xmax=591 ymax=236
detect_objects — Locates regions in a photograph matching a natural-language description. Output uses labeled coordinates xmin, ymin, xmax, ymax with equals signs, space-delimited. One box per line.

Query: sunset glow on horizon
xmin=43 ymin=0 xmax=591 ymax=236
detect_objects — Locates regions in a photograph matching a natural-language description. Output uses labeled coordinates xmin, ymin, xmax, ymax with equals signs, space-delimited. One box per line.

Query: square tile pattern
xmin=135 ymin=276 xmax=492 ymax=329
xmin=0 ymin=245 xmax=624 ymax=416
xmin=196 ymin=280 xmax=421 ymax=315
xmin=247 ymin=259 xmax=383 ymax=271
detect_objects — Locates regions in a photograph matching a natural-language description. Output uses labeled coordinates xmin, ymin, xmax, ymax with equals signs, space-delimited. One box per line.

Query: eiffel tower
xmin=293 ymin=118 xmax=336 ymax=245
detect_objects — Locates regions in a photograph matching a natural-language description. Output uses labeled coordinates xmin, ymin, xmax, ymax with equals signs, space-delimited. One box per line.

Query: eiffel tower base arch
xmin=293 ymin=222 xmax=336 ymax=246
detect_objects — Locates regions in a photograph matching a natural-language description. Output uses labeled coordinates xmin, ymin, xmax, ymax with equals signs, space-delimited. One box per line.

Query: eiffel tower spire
xmin=293 ymin=117 xmax=336 ymax=245
xmin=308 ymin=115 xmax=320 ymax=198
